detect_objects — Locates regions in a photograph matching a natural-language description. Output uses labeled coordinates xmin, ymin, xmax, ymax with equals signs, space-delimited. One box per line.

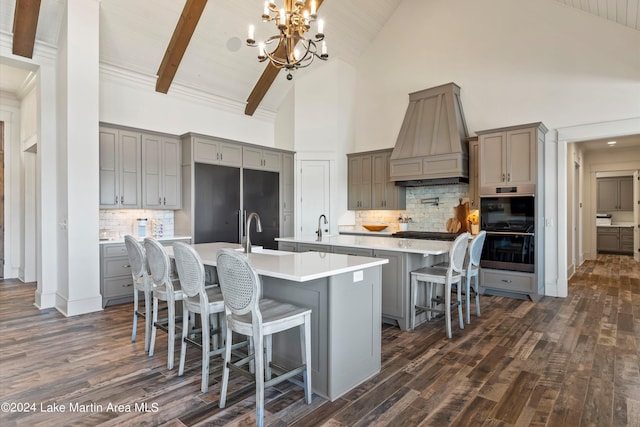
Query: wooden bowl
xmin=363 ymin=224 xmax=388 ymax=232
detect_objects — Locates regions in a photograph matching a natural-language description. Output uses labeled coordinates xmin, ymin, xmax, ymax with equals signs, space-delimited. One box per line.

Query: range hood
xmin=390 ymin=83 xmax=469 ymax=186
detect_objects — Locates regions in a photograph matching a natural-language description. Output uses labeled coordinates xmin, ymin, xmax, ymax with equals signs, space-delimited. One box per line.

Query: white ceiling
xmin=575 ymin=133 xmax=640 ymax=153
xmin=0 ymin=0 xmax=638 ymax=112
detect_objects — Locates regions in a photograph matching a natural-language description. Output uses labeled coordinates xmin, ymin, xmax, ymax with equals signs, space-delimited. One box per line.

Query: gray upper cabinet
xmin=99 ymin=127 xmax=141 ymax=209
xmin=478 ymin=123 xmax=546 ymax=193
xmin=243 ymin=146 xmax=282 ymax=172
xmin=348 ymin=153 xmax=372 ymax=210
xmin=597 ymin=176 xmax=633 ymax=212
xmin=468 ymin=137 xmax=479 ymax=210
xmin=372 ymin=150 xmax=406 ymax=210
xmin=349 ymin=149 xmax=405 ymax=210
xmin=142 ymin=134 xmax=181 ymax=209
xmin=193 ymin=136 xmax=242 ymax=167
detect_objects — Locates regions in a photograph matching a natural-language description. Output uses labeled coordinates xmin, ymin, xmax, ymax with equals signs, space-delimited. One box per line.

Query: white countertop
xmin=276 ymin=235 xmax=453 ymax=256
xmin=165 ymin=242 xmax=388 ymax=282
xmin=99 ymin=235 xmax=192 ymax=245
xmin=598 ymin=223 xmax=634 ymax=228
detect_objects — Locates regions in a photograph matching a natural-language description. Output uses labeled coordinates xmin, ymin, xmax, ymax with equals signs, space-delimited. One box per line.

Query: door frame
xmin=556 ymin=117 xmax=640 ymax=298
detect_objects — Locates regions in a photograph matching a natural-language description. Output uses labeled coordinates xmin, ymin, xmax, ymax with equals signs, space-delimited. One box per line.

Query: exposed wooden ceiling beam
xmin=245 ymin=0 xmax=324 ymax=116
xmin=12 ymin=0 xmax=41 ymax=58
xmin=156 ymin=0 xmax=208 ymax=94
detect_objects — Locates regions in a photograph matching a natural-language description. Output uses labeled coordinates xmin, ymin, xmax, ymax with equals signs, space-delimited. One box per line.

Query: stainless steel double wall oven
xmin=480 ymin=185 xmax=535 ymax=273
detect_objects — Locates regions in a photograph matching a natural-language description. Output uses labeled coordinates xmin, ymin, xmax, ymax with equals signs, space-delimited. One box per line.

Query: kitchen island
xmin=165 ymin=242 xmax=388 ymax=401
xmin=276 ymin=235 xmax=454 ymax=330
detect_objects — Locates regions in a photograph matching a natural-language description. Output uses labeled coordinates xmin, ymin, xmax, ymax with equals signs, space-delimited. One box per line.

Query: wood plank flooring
xmin=1 ymin=254 xmax=639 ymax=426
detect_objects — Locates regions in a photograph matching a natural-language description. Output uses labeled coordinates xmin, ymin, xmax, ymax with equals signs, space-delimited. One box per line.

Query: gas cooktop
xmin=391 ymin=231 xmax=462 ymax=241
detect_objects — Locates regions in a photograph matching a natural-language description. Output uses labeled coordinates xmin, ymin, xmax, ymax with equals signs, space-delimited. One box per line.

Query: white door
xmin=634 ymin=170 xmax=639 ymax=262
xmin=299 ymin=160 xmax=330 ymax=237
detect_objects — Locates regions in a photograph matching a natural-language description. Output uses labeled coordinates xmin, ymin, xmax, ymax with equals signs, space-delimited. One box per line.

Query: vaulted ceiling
xmin=1 ymin=0 xmax=638 ymax=115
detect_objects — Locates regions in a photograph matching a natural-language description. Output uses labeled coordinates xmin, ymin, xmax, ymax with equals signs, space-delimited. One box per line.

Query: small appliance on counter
xmin=136 ymin=218 xmax=148 ymax=237
xmin=596 ymin=214 xmax=612 ymax=226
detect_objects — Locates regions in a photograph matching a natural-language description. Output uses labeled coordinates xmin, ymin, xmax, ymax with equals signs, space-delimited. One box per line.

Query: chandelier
xmin=247 ymin=1 xmax=328 ymax=80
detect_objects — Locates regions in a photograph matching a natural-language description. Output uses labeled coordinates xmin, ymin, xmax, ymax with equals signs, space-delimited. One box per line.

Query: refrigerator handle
xmin=239 ymin=210 xmax=246 ymax=244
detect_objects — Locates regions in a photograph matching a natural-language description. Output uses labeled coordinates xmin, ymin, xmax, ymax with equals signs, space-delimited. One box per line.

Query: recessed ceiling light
xmin=607 ymin=141 xmax=617 ymax=145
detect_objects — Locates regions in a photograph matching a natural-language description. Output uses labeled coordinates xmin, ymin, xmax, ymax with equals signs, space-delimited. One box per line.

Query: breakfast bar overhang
xmin=166 ymin=243 xmax=388 ymax=401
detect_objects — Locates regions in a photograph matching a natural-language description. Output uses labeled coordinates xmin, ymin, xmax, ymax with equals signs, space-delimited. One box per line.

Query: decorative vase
xmin=399 ymin=223 xmax=408 ymax=231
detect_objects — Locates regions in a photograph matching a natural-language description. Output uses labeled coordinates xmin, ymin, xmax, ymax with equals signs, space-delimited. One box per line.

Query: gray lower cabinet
xmin=597 ymin=226 xmax=633 ymax=254
xmin=298 ymin=243 xmax=331 ymax=253
xmin=100 ymin=237 xmax=191 ymax=307
xmin=332 ymin=246 xmax=373 ymax=257
xmin=373 ymin=250 xmax=406 ymax=323
xmin=620 ymin=228 xmax=634 ymax=253
xmin=278 ymin=241 xmax=298 ymax=252
xmin=480 ymin=269 xmax=540 ymax=302
xmin=278 ymin=241 xmax=447 ymax=330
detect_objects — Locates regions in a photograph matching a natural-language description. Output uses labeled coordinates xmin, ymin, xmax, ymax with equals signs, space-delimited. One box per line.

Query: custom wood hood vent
xmin=390 ymin=83 xmax=469 ymax=186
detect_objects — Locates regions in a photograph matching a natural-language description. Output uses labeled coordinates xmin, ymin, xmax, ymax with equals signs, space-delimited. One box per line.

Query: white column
xmin=56 ymin=0 xmax=102 ymax=315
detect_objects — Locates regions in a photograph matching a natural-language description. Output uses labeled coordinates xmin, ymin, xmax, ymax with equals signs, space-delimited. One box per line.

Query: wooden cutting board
xmin=453 ymin=199 xmax=469 ymax=232
xmin=446 ymin=217 xmax=461 ymax=233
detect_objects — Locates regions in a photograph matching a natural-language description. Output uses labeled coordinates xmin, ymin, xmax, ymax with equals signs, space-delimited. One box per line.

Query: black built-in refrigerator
xmin=194 ymin=163 xmax=279 ymax=249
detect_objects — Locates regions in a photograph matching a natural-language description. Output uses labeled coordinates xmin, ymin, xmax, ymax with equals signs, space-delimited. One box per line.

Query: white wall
xmin=292 ymin=59 xmax=356 ymax=233
xmin=99 ymin=68 xmax=277 ymax=147
xmin=354 ymin=0 xmax=640 ymax=150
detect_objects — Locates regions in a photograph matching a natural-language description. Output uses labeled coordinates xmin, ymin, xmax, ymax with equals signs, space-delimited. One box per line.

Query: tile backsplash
xmin=99 ymin=210 xmax=175 ymax=238
xmin=355 ymin=184 xmax=470 ymax=232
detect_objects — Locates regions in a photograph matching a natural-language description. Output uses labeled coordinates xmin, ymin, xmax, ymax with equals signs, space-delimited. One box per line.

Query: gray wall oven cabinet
xmin=597 ymin=226 xmax=633 ymax=254
xmin=477 ymin=122 xmax=547 ymax=302
xmin=477 ymin=122 xmax=547 ymax=194
xmin=100 ymin=237 xmax=190 ymax=307
xmin=468 ymin=137 xmax=479 ymax=210
xmin=597 ymin=176 xmax=633 ymax=212
xmin=99 ymin=127 xmax=142 ymax=209
xmin=348 ymin=149 xmax=406 ymax=211
xmin=142 ymin=134 xmax=181 ymax=209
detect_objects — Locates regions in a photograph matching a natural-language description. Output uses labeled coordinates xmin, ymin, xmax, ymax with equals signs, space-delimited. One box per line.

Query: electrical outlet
xmin=353 ymin=270 xmax=363 ymax=282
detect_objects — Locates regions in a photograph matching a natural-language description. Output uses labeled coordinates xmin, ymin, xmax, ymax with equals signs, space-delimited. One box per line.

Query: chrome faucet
xmin=244 ymin=212 xmax=263 ymax=253
xmin=316 ymin=214 xmax=328 ymax=241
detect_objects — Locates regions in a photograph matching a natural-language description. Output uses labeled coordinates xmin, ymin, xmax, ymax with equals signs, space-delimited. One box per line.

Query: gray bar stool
xmin=124 ymin=235 xmax=151 ymax=352
xmin=216 ymin=248 xmax=312 ymax=427
xmin=410 ymin=232 xmax=470 ymax=338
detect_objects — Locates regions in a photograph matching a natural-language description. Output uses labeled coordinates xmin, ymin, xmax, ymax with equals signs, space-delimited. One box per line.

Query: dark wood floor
xmin=1 ymin=254 xmax=639 ymax=426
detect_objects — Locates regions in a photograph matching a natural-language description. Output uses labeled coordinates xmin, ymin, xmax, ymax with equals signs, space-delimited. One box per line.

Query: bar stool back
xmin=216 ymin=248 xmax=312 ymax=427
xmin=411 ymin=232 xmax=470 ymax=338
xmin=124 ymin=235 xmax=151 ymax=352
xmin=144 ymin=237 xmax=183 ymax=370
xmin=173 ymin=242 xmax=226 ymax=392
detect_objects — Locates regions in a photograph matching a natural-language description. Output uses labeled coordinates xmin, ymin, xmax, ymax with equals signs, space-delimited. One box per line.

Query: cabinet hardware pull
xmin=121 ymin=196 xmax=124 ymax=204
xmin=507 ymin=173 xmax=511 ymax=182
xmin=502 ymin=173 xmax=506 ymax=182
xmin=115 ymin=196 xmax=118 ymax=204
xmin=501 ymin=279 xmax=513 ymax=283
xmin=122 ymin=264 xmax=131 ymax=268
xmin=164 ymin=197 xmax=166 ymax=205
xmin=125 ymin=283 xmax=133 ymax=287
xmin=159 ymin=197 xmax=162 ymax=204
